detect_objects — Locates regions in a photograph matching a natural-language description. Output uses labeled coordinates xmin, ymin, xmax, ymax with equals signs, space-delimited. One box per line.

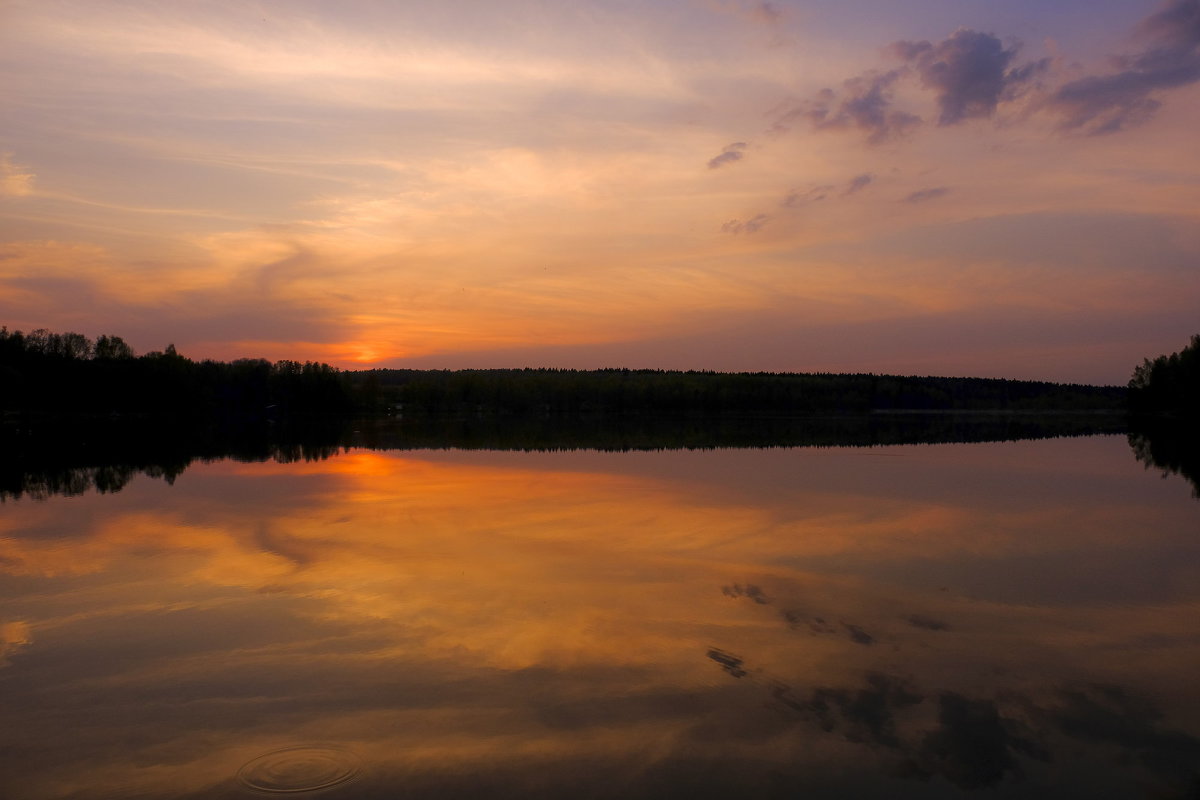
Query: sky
xmin=2 ymin=0 xmax=1198 ymax=384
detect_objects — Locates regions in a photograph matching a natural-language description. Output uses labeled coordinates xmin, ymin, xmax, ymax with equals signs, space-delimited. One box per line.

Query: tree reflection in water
xmin=1129 ymin=420 xmax=1200 ymax=498
xmin=2 ymin=421 xmax=1198 ymax=799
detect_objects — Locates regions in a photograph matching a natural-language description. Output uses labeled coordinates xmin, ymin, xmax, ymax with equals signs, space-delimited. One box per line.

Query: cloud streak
xmin=707 ymin=142 xmax=748 ymax=169
xmin=844 ymin=173 xmax=874 ymax=195
xmin=903 ymin=187 xmax=950 ymax=203
xmin=1048 ymin=0 xmax=1200 ymax=134
xmin=0 ymin=154 xmax=35 ymax=197
xmin=720 ymin=213 xmax=770 ymax=234
xmin=776 ymin=69 xmax=920 ymax=144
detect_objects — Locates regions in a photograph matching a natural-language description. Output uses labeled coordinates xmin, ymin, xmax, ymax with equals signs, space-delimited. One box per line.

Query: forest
xmin=10 ymin=324 xmax=1200 ymax=420
xmin=0 ymin=327 xmax=351 ymax=416
xmin=350 ymin=367 xmax=1125 ymax=415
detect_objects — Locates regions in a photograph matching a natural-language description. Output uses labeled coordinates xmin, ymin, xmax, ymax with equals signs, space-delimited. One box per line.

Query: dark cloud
xmin=720 ymin=213 xmax=769 ymax=234
xmin=777 ymin=610 xmax=873 ymax=645
xmin=709 ymin=648 xmax=1198 ymax=794
xmin=1049 ymin=684 xmax=1200 ymax=775
xmin=721 ymin=583 xmax=771 ymax=604
xmin=893 ymin=29 xmax=1049 ymax=126
xmin=809 ymin=673 xmax=923 ymax=748
xmin=1139 ymin=0 xmax=1200 ymax=49
xmin=781 ymin=610 xmax=837 ymax=634
xmin=762 ymin=2 xmax=1197 ymax=146
xmin=707 ymin=141 xmax=747 ymax=169
xmin=774 ymin=28 xmax=1047 ymax=144
xmin=902 ymin=186 xmax=949 ymax=203
xmin=776 ymin=69 xmax=921 ymax=145
xmin=904 ymin=692 xmax=1049 ymax=789
xmin=904 ymin=614 xmax=950 ymax=631
xmin=841 ymin=622 xmax=875 ymax=645
xmin=1049 ymin=0 xmax=1200 ymax=134
xmin=706 ymin=648 xmax=748 ymax=678
xmin=844 ymin=173 xmax=874 ymax=195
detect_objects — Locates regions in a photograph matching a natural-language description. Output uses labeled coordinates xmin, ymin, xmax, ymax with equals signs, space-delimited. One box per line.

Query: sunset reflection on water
xmin=1 ymin=436 xmax=1198 ymax=799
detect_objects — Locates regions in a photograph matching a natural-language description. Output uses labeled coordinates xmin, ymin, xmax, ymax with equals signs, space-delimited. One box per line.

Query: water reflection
xmin=1 ymin=417 xmax=347 ymax=501
xmin=0 ymin=437 xmax=1198 ymax=799
xmin=1 ymin=412 xmax=1132 ymax=502
xmin=1129 ymin=418 xmax=1200 ymax=497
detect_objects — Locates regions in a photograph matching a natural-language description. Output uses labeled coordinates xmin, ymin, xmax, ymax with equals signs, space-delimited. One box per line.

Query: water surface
xmin=1 ymin=434 xmax=1198 ymax=798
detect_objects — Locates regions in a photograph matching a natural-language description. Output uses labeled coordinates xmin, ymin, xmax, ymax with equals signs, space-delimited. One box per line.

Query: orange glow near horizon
xmin=3 ymin=2 xmax=1200 ymax=382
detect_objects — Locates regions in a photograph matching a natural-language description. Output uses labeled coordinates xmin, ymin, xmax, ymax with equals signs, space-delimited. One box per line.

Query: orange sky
xmin=3 ymin=1 xmax=1199 ymax=382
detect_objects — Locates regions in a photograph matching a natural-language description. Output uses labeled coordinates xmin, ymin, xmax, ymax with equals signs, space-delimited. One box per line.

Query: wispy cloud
xmin=782 ymin=185 xmax=833 ymax=208
xmin=903 ymin=187 xmax=950 ymax=203
xmin=844 ymin=173 xmax=875 ymax=195
xmin=0 ymin=154 xmax=35 ymax=197
xmin=775 ymin=69 xmax=920 ymax=144
xmin=781 ymin=174 xmax=872 ymax=209
xmin=721 ymin=213 xmax=770 ymax=234
xmin=707 ymin=142 xmax=748 ymax=169
xmin=1048 ymin=0 xmax=1200 ymax=134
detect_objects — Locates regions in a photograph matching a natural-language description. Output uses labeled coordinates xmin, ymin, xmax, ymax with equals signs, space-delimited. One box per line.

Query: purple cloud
xmin=1049 ymin=0 xmax=1200 ymax=134
xmin=782 ymin=185 xmax=833 ymax=207
xmin=903 ymin=187 xmax=950 ymax=203
xmin=778 ymin=69 xmax=921 ymax=145
xmin=844 ymin=173 xmax=875 ymax=195
xmin=721 ymin=213 xmax=770 ymax=234
xmin=708 ymin=142 xmax=748 ymax=169
xmin=893 ymin=29 xmax=1049 ymax=126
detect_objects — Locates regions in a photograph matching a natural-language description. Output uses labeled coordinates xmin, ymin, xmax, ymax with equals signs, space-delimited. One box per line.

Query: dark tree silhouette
xmin=1129 ymin=334 xmax=1200 ymax=416
xmin=0 ymin=326 xmax=351 ymax=416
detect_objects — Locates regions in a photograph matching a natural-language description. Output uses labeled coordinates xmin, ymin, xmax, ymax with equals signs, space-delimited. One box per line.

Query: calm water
xmin=2 ymin=434 xmax=1198 ymax=799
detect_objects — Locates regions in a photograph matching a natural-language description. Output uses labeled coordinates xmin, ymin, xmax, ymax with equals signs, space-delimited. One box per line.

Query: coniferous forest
xmin=6 ymin=325 xmax=1200 ymax=420
xmin=0 ymin=326 xmax=1130 ymax=418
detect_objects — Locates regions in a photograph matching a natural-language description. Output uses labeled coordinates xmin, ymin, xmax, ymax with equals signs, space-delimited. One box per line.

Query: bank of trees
xmin=3 ymin=324 xmax=1137 ymax=419
xmin=348 ymin=367 xmax=1125 ymax=416
xmin=0 ymin=327 xmax=350 ymax=416
xmin=1129 ymin=334 xmax=1200 ymax=416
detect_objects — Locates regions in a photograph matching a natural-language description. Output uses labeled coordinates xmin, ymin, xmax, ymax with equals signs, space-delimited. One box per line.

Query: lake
xmin=2 ymin=429 xmax=1198 ymax=799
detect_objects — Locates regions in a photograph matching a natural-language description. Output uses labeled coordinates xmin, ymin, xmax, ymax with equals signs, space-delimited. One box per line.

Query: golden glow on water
xmin=1 ymin=438 xmax=1199 ymax=798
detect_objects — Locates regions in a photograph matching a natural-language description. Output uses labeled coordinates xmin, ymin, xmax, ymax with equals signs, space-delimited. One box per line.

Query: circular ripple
xmin=237 ymin=746 xmax=362 ymax=794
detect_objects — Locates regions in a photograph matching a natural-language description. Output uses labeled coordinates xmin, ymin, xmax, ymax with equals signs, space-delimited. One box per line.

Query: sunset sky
xmin=2 ymin=0 xmax=1198 ymax=383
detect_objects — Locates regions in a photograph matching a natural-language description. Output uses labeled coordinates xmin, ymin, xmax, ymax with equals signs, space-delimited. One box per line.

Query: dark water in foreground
xmin=1 ymin=431 xmax=1198 ymax=799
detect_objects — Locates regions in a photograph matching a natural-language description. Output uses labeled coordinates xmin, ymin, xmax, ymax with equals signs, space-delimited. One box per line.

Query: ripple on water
xmin=237 ymin=746 xmax=362 ymax=794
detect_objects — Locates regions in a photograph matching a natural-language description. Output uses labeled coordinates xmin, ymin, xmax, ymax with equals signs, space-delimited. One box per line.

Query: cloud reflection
xmin=0 ymin=439 xmax=1198 ymax=797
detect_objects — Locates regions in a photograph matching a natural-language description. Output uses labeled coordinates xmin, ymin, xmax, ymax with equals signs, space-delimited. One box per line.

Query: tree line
xmin=18 ymin=324 xmax=1200 ymax=420
xmin=0 ymin=327 xmax=351 ymax=416
xmin=349 ymin=367 xmax=1125 ymax=415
